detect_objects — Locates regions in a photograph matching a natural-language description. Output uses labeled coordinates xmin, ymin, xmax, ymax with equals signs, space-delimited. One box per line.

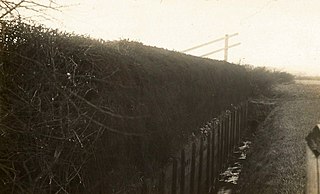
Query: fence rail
xmin=181 ymin=33 xmax=240 ymax=61
xmin=124 ymin=101 xmax=248 ymax=194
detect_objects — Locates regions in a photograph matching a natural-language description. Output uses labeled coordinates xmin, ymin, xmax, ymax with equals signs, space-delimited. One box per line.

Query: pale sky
xmin=42 ymin=0 xmax=320 ymax=76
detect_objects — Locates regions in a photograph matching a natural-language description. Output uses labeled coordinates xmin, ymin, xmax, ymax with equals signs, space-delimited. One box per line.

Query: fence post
xmin=232 ymin=109 xmax=236 ymax=150
xmin=200 ymin=136 xmax=208 ymax=194
xmin=230 ymin=110 xmax=234 ymax=154
xmin=197 ymin=137 xmax=204 ymax=194
xmin=219 ymin=115 xmax=223 ymax=170
xmin=305 ymin=124 xmax=320 ymax=194
xmin=238 ymin=105 xmax=242 ymax=144
xmin=224 ymin=34 xmax=229 ymax=61
xmin=180 ymin=149 xmax=185 ymax=194
xmin=225 ymin=113 xmax=230 ymax=160
xmin=206 ymin=131 xmax=212 ymax=192
xmin=172 ymin=159 xmax=178 ymax=194
xmin=210 ymin=129 xmax=215 ymax=188
xmin=245 ymin=101 xmax=248 ymax=130
xmin=220 ymin=115 xmax=225 ymax=169
xmin=306 ymin=143 xmax=319 ymax=194
xmin=190 ymin=142 xmax=196 ymax=194
xmin=181 ymin=144 xmax=193 ymax=194
xmin=142 ymin=178 xmax=152 ymax=194
xmin=161 ymin=161 xmax=174 ymax=194
xmin=160 ymin=170 xmax=165 ymax=194
xmin=241 ymin=103 xmax=244 ymax=133
xmin=194 ymin=138 xmax=201 ymax=194
xmin=223 ymin=113 xmax=228 ymax=168
xmin=220 ymin=114 xmax=225 ymax=169
xmin=235 ymin=108 xmax=237 ymax=149
xmin=211 ymin=122 xmax=218 ymax=190
xmin=236 ymin=108 xmax=238 ymax=147
xmin=228 ymin=111 xmax=233 ymax=157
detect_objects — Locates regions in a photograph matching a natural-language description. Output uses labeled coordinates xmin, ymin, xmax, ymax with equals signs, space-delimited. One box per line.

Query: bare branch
xmin=0 ymin=0 xmax=69 ymax=21
xmin=0 ymin=0 xmax=25 ymax=19
xmin=81 ymin=114 xmax=145 ymax=137
xmin=23 ymin=0 xmax=62 ymax=11
xmin=67 ymin=89 xmax=148 ymax=119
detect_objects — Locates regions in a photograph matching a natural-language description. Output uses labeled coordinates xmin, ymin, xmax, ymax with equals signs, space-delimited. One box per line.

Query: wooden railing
xmin=123 ymin=102 xmax=248 ymax=194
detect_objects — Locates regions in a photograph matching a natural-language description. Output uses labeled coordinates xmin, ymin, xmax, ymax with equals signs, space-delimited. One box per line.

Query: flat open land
xmin=237 ymin=80 xmax=320 ymax=194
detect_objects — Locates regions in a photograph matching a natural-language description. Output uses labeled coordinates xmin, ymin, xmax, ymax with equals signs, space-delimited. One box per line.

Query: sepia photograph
xmin=1 ymin=0 xmax=320 ymax=193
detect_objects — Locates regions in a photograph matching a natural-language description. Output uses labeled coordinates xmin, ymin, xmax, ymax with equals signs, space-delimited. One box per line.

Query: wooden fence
xmin=125 ymin=101 xmax=248 ymax=194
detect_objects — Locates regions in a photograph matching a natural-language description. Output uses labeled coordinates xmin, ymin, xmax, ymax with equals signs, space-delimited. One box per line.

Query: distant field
xmin=295 ymin=76 xmax=320 ymax=81
xmin=295 ymin=79 xmax=320 ymax=85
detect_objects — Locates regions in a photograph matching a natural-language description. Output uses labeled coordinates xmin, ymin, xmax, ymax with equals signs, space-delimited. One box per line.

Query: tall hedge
xmin=0 ymin=21 xmax=253 ymax=193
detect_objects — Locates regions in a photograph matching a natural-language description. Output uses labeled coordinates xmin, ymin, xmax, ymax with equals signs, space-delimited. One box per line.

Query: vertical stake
xmin=224 ymin=34 xmax=229 ymax=61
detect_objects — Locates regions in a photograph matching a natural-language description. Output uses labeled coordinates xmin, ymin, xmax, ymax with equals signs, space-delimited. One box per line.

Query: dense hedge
xmin=0 ymin=21 xmax=291 ymax=193
xmin=244 ymin=65 xmax=294 ymax=96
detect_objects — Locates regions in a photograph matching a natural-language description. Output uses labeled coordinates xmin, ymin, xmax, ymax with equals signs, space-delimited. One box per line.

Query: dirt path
xmin=237 ymin=80 xmax=320 ymax=194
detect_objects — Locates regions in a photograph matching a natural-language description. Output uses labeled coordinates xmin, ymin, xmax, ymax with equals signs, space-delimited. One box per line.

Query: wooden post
xmin=220 ymin=115 xmax=225 ymax=169
xmin=231 ymin=110 xmax=236 ymax=150
xmin=181 ymin=144 xmax=192 ymax=194
xmin=218 ymin=117 xmax=222 ymax=171
xmin=241 ymin=103 xmax=245 ymax=133
xmin=210 ymin=129 xmax=215 ymax=186
xmin=198 ymin=137 xmax=204 ymax=194
xmin=160 ymin=170 xmax=165 ymax=194
xmin=306 ymin=144 xmax=320 ymax=194
xmin=211 ymin=123 xmax=218 ymax=189
xmin=227 ymin=113 xmax=232 ymax=158
xmin=221 ymin=114 xmax=226 ymax=168
xmin=180 ymin=149 xmax=186 ymax=194
xmin=238 ymin=106 xmax=242 ymax=143
xmin=200 ymin=136 xmax=208 ymax=194
xmin=142 ymin=178 xmax=152 ymax=194
xmin=206 ymin=132 xmax=212 ymax=192
xmin=234 ymin=109 xmax=237 ymax=146
xmin=231 ymin=111 xmax=234 ymax=153
xmin=305 ymin=124 xmax=320 ymax=194
xmin=190 ymin=142 xmax=196 ymax=194
xmin=223 ymin=114 xmax=228 ymax=167
xmin=245 ymin=101 xmax=248 ymax=130
xmin=172 ymin=159 xmax=178 ymax=194
xmin=172 ymin=157 xmax=181 ymax=194
xmin=224 ymin=34 xmax=229 ymax=61
xmin=225 ymin=113 xmax=230 ymax=160
xmin=194 ymin=139 xmax=201 ymax=194
xmin=162 ymin=161 xmax=174 ymax=194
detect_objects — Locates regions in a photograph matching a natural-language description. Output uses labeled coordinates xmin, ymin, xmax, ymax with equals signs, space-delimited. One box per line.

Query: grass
xmin=237 ymin=82 xmax=320 ymax=194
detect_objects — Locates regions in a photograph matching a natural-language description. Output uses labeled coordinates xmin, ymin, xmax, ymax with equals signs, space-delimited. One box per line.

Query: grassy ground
xmin=237 ymin=80 xmax=320 ymax=194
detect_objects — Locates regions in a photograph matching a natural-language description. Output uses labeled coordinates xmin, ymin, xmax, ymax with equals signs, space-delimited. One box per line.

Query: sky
xmin=41 ymin=0 xmax=320 ymax=76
